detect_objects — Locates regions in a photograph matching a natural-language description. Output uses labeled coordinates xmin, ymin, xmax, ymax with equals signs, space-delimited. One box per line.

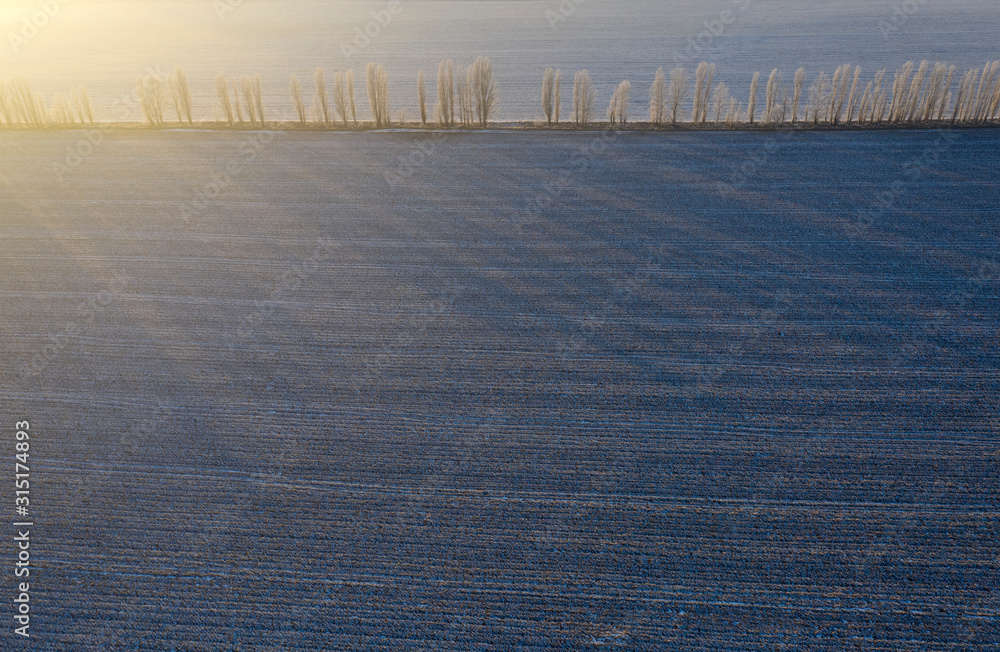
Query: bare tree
xmin=920 ymin=62 xmax=949 ymax=122
xmin=938 ymin=63 xmax=957 ymax=121
xmin=765 ymin=69 xmax=781 ymax=123
xmin=778 ymin=89 xmax=792 ymax=124
xmin=808 ymin=72 xmax=830 ymax=123
xmin=725 ymin=98 xmax=741 ymax=127
xmin=455 ymin=65 xmax=471 ymax=125
xmin=712 ymin=82 xmax=730 ymax=123
xmin=167 ymin=75 xmax=182 ymax=123
xmin=964 ymin=64 xmax=988 ymax=123
xmin=608 ymin=80 xmax=631 ymax=124
xmin=573 ymin=70 xmax=596 ymax=124
xmin=692 ymin=62 xmax=715 ymax=123
xmin=7 ymin=78 xmax=47 ymax=127
xmin=986 ymin=61 xmax=1000 ymax=121
xmin=217 ymin=74 xmax=234 ymax=125
xmin=702 ymin=63 xmax=715 ymax=122
xmin=7 ymin=80 xmax=24 ymax=126
xmin=253 ymin=75 xmax=264 ymax=125
xmin=435 ymin=60 xmax=454 ymax=126
xmin=138 ymin=74 xmax=166 ymax=126
xmin=240 ymin=76 xmax=258 ymax=126
xmin=469 ymin=56 xmax=499 ymax=127
xmin=988 ymin=61 xmax=1000 ymax=121
xmin=971 ymin=61 xmax=991 ymax=121
xmin=747 ymin=71 xmax=759 ymax=124
xmin=463 ymin=65 xmax=475 ymax=125
xmin=169 ymin=67 xmax=193 ymax=124
xmin=952 ymin=67 xmax=975 ymax=123
xmin=0 ymin=82 xmax=10 ymax=126
xmin=240 ymin=76 xmax=254 ymax=126
xmin=845 ymin=66 xmax=863 ymax=123
xmin=290 ymin=75 xmax=306 ymax=124
xmin=906 ymin=62 xmax=927 ymax=122
xmin=347 ymin=69 xmax=357 ymax=124
xmin=649 ymin=67 xmax=667 ymax=124
xmin=333 ymin=71 xmax=348 ymax=126
xmin=826 ymin=65 xmax=844 ymax=124
xmin=445 ymin=62 xmax=455 ymax=125
xmin=72 ymin=86 xmax=94 ymax=124
xmin=542 ymin=68 xmax=555 ymax=125
xmin=7 ymin=87 xmax=23 ymax=126
xmin=941 ymin=90 xmax=954 ymax=121
xmin=50 ymin=93 xmax=74 ymax=125
xmin=553 ymin=70 xmax=561 ymax=123
xmin=967 ymin=63 xmax=985 ymax=122
xmin=232 ymin=82 xmax=244 ymax=124
xmin=315 ymin=68 xmax=329 ymax=124
xmin=434 ymin=64 xmax=445 ymax=125
xmin=836 ymin=65 xmax=856 ymax=124
xmin=365 ymin=62 xmax=389 ymax=127
xmin=417 ymin=70 xmax=427 ymax=125
xmin=693 ymin=62 xmax=706 ymax=123
xmin=973 ymin=60 xmax=1000 ymax=122
xmin=857 ymin=81 xmax=873 ymax=124
xmin=668 ymin=67 xmax=688 ymax=125
xmin=241 ymin=75 xmax=264 ymax=125
xmin=870 ymin=69 xmax=889 ymax=122
xmin=0 ymin=82 xmax=11 ymax=126
xmin=792 ymin=68 xmax=805 ymax=123
xmin=888 ymin=61 xmax=914 ymax=123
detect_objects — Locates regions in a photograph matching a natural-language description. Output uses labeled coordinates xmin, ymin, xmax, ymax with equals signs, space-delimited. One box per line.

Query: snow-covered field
xmin=2 ymin=128 xmax=997 ymax=649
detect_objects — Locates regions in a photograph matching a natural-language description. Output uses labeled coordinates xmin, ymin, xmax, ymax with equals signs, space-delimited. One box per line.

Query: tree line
xmin=1 ymin=59 xmax=998 ymax=128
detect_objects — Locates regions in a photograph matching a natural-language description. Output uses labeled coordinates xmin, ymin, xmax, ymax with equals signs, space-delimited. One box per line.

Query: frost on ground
xmin=0 ymin=130 xmax=997 ymax=650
